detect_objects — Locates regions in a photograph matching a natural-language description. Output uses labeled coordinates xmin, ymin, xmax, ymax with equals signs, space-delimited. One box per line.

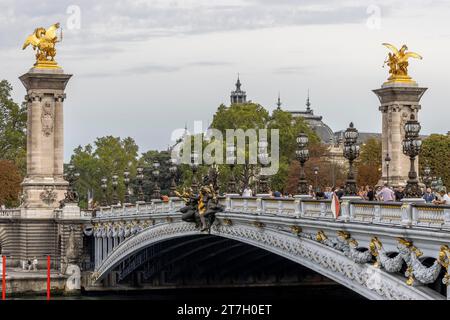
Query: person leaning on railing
xmin=433 ymin=188 xmax=450 ymax=205
xmin=423 ymin=188 xmax=436 ymax=203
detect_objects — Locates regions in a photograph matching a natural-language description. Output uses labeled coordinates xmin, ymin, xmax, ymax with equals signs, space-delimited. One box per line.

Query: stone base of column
xmin=21 ymin=177 xmax=68 ymax=211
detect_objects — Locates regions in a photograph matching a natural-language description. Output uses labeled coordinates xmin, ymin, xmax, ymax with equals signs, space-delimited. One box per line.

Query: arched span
xmin=93 ymin=222 xmax=443 ymax=300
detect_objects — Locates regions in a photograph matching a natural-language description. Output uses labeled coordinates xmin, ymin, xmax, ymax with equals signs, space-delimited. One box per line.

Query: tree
xmin=285 ymin=143 xmax=347 ymax=194
xmin=210 ymin=103 xmax=319 ymax=193
xmin=71 ymin=136 xmax=139 ymax=208
xmin=356 ymin=138 xmax=382 ymax=187
xmin=0 ymin=80 xmax=27 ymax=174
xmin=420 ymin=134 xmax=450 ymax=188
xmin=268 ymin=109 xmax=319 ymax=192
xmin=0 ymin=160 xmax=22 ymax=208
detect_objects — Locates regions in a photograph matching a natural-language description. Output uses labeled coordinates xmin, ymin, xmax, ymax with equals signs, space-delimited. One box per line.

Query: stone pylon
xmin=2 ymin=67 xmax=73 ymax=268
xmin=373 ymin=82 xmax=427 ymax=187
xmin=19 ymin=68 xmax=72 ymax=215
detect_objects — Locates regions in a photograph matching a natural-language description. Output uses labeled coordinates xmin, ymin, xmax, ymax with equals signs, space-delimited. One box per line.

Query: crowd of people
xmin=240 ymin=184 xmax=450 ymax=205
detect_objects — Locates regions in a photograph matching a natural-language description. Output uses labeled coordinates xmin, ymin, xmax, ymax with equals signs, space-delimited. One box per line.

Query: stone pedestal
xmin=5 ymin=67 xmax=73 ymax=269
xmin=373 ymin=83 xmax=427 ymax=187
xmin=19 ymin=68 xmax=72 ymax=210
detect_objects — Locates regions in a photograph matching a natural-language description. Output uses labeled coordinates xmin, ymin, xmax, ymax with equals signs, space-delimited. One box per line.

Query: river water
xmin=12 ymin=284 xmax=365 ymax=300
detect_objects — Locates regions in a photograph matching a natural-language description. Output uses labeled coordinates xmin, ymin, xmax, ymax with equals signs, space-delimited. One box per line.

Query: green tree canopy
xmin=420 ymin=134 xmax=450 ymax=188
xmin=71 ymin=136 xmax=139 ymax=208
xmin=0 ymin=80 xmax=27 ymax=174
xmin=356 ymin=137 xmax=382 ymax=187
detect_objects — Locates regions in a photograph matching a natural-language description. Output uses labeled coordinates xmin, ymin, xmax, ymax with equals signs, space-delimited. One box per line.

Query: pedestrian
xmin=394 ymin=186 xmax=405 ymax=201
xmin=423 ymin=188 xmax=435 ymax=203
xmin=433 ymin=188 xmax=450 ymax=205
xmin=367 ymin=186 xmax=375 ymax=201
xmin=242 ymin=186 xmax=253 ymax=197
xmin=335 ymin=186 xmax=344 ymax=200
xmin=376 ymin=183 xmax=395 ymax=202
xmin=324 ymin=187 xmax=333 ymax=200
xmin=273 ymin=190 xmax=282 ymax=198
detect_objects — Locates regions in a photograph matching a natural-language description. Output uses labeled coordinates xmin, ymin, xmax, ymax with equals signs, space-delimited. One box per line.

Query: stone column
xmin=102 ymin=237 xmax=107 ymax=262
xmin=19 ymin=68 xmax=72 ymax=214
xmin=54 ymin=94 xmax=65 ymax=178
xmin=373 ymin=83 xmax=427 ymax=187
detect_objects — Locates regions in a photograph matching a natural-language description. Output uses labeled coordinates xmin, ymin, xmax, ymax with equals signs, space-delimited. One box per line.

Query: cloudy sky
xmin=0 ymin=0 xmax=449 ymax=160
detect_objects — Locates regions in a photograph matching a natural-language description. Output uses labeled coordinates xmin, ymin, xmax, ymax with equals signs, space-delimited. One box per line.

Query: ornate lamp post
xmin=314 ymin=166 xmax=319 ymax=192
xmin=64 ymin=164 xmax=80 ymax=203
xmin=168 ymin=159 xmax=178 ymax=197
xmin=152 ymin=161 xmax=161 ymax=200
xmin=136 ymin=167 xmax=145 ymax=202
xmin=436 ymin=177 xmax=444 ymax=192
xmin=257 ymin=139 xmax=270 ymax=196
xmin=191 ymin=152 xmax=200 ymax=194
xmin=385 ymin=153 xmax=391 ymax=187
xmin=343 ymin=122 xmax=360 ymax=196
xmin=295 ymin=132 xmax=309 ymax=195
xmin=101 ymin=177 xmax=108 ymax=206
xmin=226 ymin=143 xmax=238 ymax=194
xmin=124 ymin=168 xmax=131 ymax=204
xmin=402 ymin=114 xmax=422 ymax=198
xmin=423 ymin=166 xmax=432 ymax=189
xmin=112 ymin=174 xmax=119 ymax=205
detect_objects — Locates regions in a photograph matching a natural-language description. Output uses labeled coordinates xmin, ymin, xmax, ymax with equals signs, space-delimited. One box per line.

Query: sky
xmin=0 ymin=0 xmax=449 ymax=161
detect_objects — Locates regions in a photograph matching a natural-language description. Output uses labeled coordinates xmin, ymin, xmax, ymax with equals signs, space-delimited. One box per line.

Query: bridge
xmin=89 ymin=196 xmax=450 ymax=300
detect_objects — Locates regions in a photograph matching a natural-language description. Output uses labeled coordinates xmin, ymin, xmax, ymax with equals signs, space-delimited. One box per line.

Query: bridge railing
xmin=0 ymin=209 xmax=21 ymax=219
xmin=94 ymin=198 xmax=185 ymax=219
xmin=222 ymin=196 xmax=450 ymax=230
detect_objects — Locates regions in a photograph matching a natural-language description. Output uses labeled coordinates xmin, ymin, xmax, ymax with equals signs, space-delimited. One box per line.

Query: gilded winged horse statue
xmin=382 ymin=43 xmax=422 ymax=83
xmin=22 ymin=23 xmax=62 ymax=68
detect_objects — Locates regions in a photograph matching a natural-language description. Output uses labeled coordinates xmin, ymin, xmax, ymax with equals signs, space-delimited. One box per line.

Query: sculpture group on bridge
xmin=176 ymin=181 xmax=224 ymax=232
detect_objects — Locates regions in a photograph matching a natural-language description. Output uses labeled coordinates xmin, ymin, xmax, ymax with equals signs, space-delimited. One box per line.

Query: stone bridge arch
xmin=93 ymin=221 xmax=442 ymax=300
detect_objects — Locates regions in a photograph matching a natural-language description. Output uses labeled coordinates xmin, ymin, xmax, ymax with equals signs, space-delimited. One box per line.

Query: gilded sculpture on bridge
xmin=176 ymin=184 xmax=223 ymax=232
xmin=382 ymin=43 xmax=422 ymax=84
xmin=22 ymin=22 xmax=62 ymax=69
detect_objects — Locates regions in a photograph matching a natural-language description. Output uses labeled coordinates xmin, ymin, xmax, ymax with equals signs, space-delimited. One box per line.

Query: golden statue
xmin=382 ymin=43 xmax=422 ymax=84
xmin=22 ymin=23 xmax=62 ymax=69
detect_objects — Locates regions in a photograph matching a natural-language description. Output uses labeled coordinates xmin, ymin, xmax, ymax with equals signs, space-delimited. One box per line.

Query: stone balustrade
xmin=91 ymin=196 xmax=450 ymax=230
xmin=0 ymin=209 xmax=21 ymax=219
xmin=95 ymin=199 xmax=184 ymax=218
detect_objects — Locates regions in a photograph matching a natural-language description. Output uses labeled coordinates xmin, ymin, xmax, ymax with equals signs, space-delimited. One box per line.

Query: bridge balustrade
xmin=221 ymin=197 xmax=450 ymax=229
xmin=0 ymin=209 xmax=21 ymax=219
xmin=412 ymin=203 xmax=450 ymax=228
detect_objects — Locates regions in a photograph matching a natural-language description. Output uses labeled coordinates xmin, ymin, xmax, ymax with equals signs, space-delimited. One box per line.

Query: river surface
xmin=11 ymin=284 xmax=365 ymax=300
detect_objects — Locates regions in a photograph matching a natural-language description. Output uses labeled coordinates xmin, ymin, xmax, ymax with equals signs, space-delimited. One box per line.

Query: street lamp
xmin=168 ymin=159 xmax=178 ymax=197
xmin=191 ymin=152 xmax=200 ymax=194
xmin=226 ymin=143 xmax=237 ymax=194
xmin=423 ymin=166 xmax=432 ymax=189
xmin=112 ymin=174 xmax=119 ymax=205
xmin=385 ymin=153 xmax=391 ymax=187
xmin=124 ymin=168 xmax=131 ymax=204
xmin=101 ymin=177 xmax=108 ymax=206
xmin=295 ymin=132 xmax=309 ymax=195
xmin=152 ymin=161 xmax=161 ymax=200
xmin=257 ymin=139 xmax=270 ymax=195
xmin=343 ymin=122 xmax=360 ymax=196
xmin=402 ymin=114 xmax=422 ymax=198
xmin=136 ymin=167 xmax=145 ymax=202
xmin=314 ymin=166 xmax=319 ymax=192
